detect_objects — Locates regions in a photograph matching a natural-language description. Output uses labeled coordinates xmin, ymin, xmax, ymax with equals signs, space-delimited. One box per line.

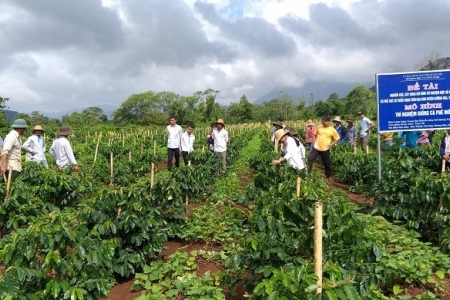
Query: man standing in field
xmin=345 ymin=119 xmax=357 ymax=148
xmin=307 ymin=116 xmax=340 ymax=179
xmin=181 ymin=123 xmax=195 ymax=165
xmin=358 ymin=111 xmax=374 ymax=152
xmin=23 ymin=125 xmax=48 ymax=168
xmin=213 ymin=119 xmax=229 ymax=174
xmin=166 ymin=115 xmax=182 ymax=171
xmin=1 ymin=119 xmax=29 ymax=182
xmin=50 ymin=126 xmax=79 ymax=171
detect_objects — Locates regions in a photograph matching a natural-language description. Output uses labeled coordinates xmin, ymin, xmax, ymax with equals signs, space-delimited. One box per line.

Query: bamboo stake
xmin=296 ymin=177 xmax=301 ymax=197
xmin=441 ymin=159 xmax=446 ymax=177
xmin=202 ymin=145 xmax=205 ymax=154
xmin=118 ymin=187 xmax=123 ymax=216
xmin=5 ymin=167 xmax=12 ymax=201
xmin=314 ymin=202 xmax=323 ymax=294
xmin=122 ymin=134 xmax=125 ymax=147
xmin=93 ymin=138 xmax=100 ymax=165
xmin=153 ymin=140 xmax=156 ymax=156
xmin=141 ymin=144 xmax=143 ymax=155
xmin=366 ymin=145 xmax=369 ymax=154
xmin=150 ymin=163 xmax=155 ymax=188
xmin=110 ymin=152 xmax=113 ymax=186
xmin=129 ymin=151 xmax=132 ymax=162
xmin=188 ymin=160 xmax=191 ymax=166
xmin=185 ymin=192 xmax=189 ymax=206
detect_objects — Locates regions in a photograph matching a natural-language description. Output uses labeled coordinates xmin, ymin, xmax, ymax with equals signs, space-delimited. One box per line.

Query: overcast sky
xmin=1 ymin=0 xmax=449 ymax=113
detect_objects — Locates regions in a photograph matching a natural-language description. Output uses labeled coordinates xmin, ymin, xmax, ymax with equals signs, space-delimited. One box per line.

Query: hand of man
xmin=1 ymin=164 xmax=6 ymax=175
xmin=271 ymin=159 xmax=280 ymax=165
xmin=444 ymin=155 xmax=450 ymax=161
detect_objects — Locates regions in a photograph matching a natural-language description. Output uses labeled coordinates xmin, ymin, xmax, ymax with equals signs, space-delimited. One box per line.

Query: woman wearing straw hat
xmin=23 ymin=125 xmax=48 ymax=168
xmin=212 ymin=118 xmax=229 ymax=174
xmin=1 ymin=119 xmax=29 ymax=181
xmin=272 ymin=128 xmax=305 ymax=170
xmin=50 ymin=126 xmax=79 ymax=171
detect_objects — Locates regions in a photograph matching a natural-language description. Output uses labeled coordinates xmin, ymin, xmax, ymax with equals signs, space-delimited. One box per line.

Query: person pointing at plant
xmin=1 ymin=119 xmax=29 ymax=182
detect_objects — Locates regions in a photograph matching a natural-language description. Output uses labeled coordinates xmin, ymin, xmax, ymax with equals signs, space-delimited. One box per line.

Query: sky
xmin=0 ymin=0 xmax=449 ymax=114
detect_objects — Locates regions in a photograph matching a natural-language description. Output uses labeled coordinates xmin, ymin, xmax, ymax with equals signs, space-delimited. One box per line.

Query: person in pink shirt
xmin=305 ymin=120 xmax=315 ymax=151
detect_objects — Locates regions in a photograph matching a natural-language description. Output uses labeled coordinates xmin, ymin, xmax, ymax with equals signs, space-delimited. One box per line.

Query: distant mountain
xmin=419 ymin=57 xmax=450 ymax=71
xmin=253 ymin=81 xmax=358 ymax=106
xmin=4 ymin=109 xmax=19 ymax=121
xmin=31 ymin=104 xmax=117 ymax=120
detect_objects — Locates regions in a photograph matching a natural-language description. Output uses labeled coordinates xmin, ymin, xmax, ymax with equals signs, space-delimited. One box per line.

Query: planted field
xmin=0 ymin=123 xmax=450 ymax=299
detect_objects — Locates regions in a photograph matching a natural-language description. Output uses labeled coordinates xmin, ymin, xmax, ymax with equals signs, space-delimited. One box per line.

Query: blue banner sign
xmin=377 ymin=70 xmax=450 ymax=132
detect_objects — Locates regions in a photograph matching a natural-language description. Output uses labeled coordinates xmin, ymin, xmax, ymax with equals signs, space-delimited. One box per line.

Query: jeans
xmin=167 ymin=148 xmax=180 ymax=170
xmin=181 ymin=151 xmax=190 ymax=165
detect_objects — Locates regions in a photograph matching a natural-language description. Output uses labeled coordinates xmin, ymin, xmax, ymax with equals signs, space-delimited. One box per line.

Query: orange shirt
xmin=313 ymin=125 xmax=340 ymax=151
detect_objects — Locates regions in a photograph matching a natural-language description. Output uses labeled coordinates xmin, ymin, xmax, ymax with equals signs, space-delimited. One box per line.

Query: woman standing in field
xmin=305 ymin=120 xmax=315 ymax=151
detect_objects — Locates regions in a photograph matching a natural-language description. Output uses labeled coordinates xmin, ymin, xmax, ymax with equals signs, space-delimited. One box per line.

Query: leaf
xmin=325 ymin=289 xmax=338 ymax=300
xmin=393 ymin=284 xmax=404 ymax=295
xmin=436 ymin=269 xmax=445 ymax=279
xmin=343 ymin=284 xmax=361 ymax=300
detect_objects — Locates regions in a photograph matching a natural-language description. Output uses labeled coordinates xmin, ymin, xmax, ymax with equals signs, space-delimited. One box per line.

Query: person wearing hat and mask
xmin=345 ymin=119 xmax=357 ymax=148
xmin=22 ymin=125 xmax=48 ymax=168
xmin=358 ymin=111 xmax=374 ymax=152
xmin=305 ymin=120 xmax=315 ymax=151
xmin=212 ymin=118 xmax=229 ymax=173
xmin=270 ymin=121 xmax=284 ymax=143
xmin=1 ymin=119 xmax=29 ymax=181
xmin=272 ymin=128 xmax=306 ymax=170
xmin=332 ymin=116 xmax=346 ymax=144
xmin=307 ymin=116 xmax=340 ymax=179
xmin=50 ymin=126 xmax=79 ymax=171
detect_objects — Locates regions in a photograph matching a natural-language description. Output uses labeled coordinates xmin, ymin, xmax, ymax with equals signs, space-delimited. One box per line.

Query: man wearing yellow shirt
xmin=307 ymin=116 xmax=340 ymax=179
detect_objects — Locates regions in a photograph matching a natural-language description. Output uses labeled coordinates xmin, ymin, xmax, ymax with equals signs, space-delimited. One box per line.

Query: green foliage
xmin=132 ymin=248 xmax=225 ymax=300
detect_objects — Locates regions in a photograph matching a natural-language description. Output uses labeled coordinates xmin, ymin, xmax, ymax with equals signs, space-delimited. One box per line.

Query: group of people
xmin=166 ymin=115 xmax=229 ymax=173
xmin=0 ymin=119 xmax=79 ymax=182
xmin=270 ymin=111 xmax=376 ymax=179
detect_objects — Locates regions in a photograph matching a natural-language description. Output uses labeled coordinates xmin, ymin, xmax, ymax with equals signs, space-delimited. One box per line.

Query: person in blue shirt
xmin=332 ymin=116 xmax=346 ymax=144
xmin=402 ymin=131 xmax=422 ymax=149
xmin=358 ymin=111 xmax=374 ymax=152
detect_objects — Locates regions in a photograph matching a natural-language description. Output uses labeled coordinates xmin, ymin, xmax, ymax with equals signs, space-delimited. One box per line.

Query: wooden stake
xmin=188 ymin=160 xmax=191 ymax=166
xmin=110 ymin=152 xmax=113 ymax=186
xmin=441 ymin=159 xmax=446 ymax=176
xmin=185 ymin=192 xmax=189 ymax=206
xmin=296 ymin=177 xmax=301 ymax=197
xmin=202 ymin=145 xmax=205 ymax=154
xmin=118 ymin=187 xmax=123 ymax=216
xmin=129 ymin=151 xmax=132 ymax=162
xmin=93 ymin=138 xmax=100 ymax=165
xmin=150 ymin=163 xmax=155 ymax=188
xmin=314 ymin=202 xmax=323 ymax=294
xmin=366 ymin=145 xmax=369 ymax=154
xmin=153 ymin=140 xmax=156 ymax=156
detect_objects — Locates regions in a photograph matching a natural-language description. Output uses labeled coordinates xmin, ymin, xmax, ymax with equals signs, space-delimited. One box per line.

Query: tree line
xmin=1 ymin=85 xmax=376 ymax=128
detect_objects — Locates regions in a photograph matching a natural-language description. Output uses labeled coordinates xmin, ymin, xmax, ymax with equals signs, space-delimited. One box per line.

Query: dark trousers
xmin=181 ymin=151 xmax=189 ymax=165
xmin=308 ymin=148 xmax=332 ymax=178
xmin=167 ymin=148 xmax=180 ymax=170
xmin=4 ymin=170 xmax=20 ymax=182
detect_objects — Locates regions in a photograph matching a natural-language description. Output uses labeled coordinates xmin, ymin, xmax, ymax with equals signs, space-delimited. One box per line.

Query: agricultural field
xmin=1 ymin=122 xmax=450 ymax=300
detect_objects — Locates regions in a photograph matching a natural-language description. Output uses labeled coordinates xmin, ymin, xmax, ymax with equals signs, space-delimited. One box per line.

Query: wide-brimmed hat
xmin=215 ymin=118 xmax=225 ymax=126
xmin=273 ymin=121 xmax=283 ymax=128
xmin=33 ymin=125 xmax=44 ymax=132
xmin=285 ymin=126 xmax=298 ymax=136
xmin=58 ymin=126 xmax=73 ymax=136
xmin=274 ymin=128 xmax=289 ymax=143
xmin=346 ymin=119 xmax=354 ymax=123
xmin=11 ymin=119 xmax=28 ymax=128
xmin=332 ymin=116 xmax=342 ymax=123
xmin=306 ymin=120 xmax=314 ymax=126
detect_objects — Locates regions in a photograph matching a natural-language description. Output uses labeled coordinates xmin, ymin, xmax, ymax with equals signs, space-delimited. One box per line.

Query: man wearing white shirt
xmin=212 ymin=118 xmax=229 ymax=173
xmin=166 ymin=115 xmax=182 ymax=170
xmin=181 ymin=123 xmax=195 ymax=165
xmin=22 ymin=125 xmax=48 ymax=168
xmin=50 ymin=126 xmax=79 ymax=171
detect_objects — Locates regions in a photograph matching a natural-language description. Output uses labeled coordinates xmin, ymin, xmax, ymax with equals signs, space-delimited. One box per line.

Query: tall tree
xmin=344 ymin=86 xmax=376 ymax=117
